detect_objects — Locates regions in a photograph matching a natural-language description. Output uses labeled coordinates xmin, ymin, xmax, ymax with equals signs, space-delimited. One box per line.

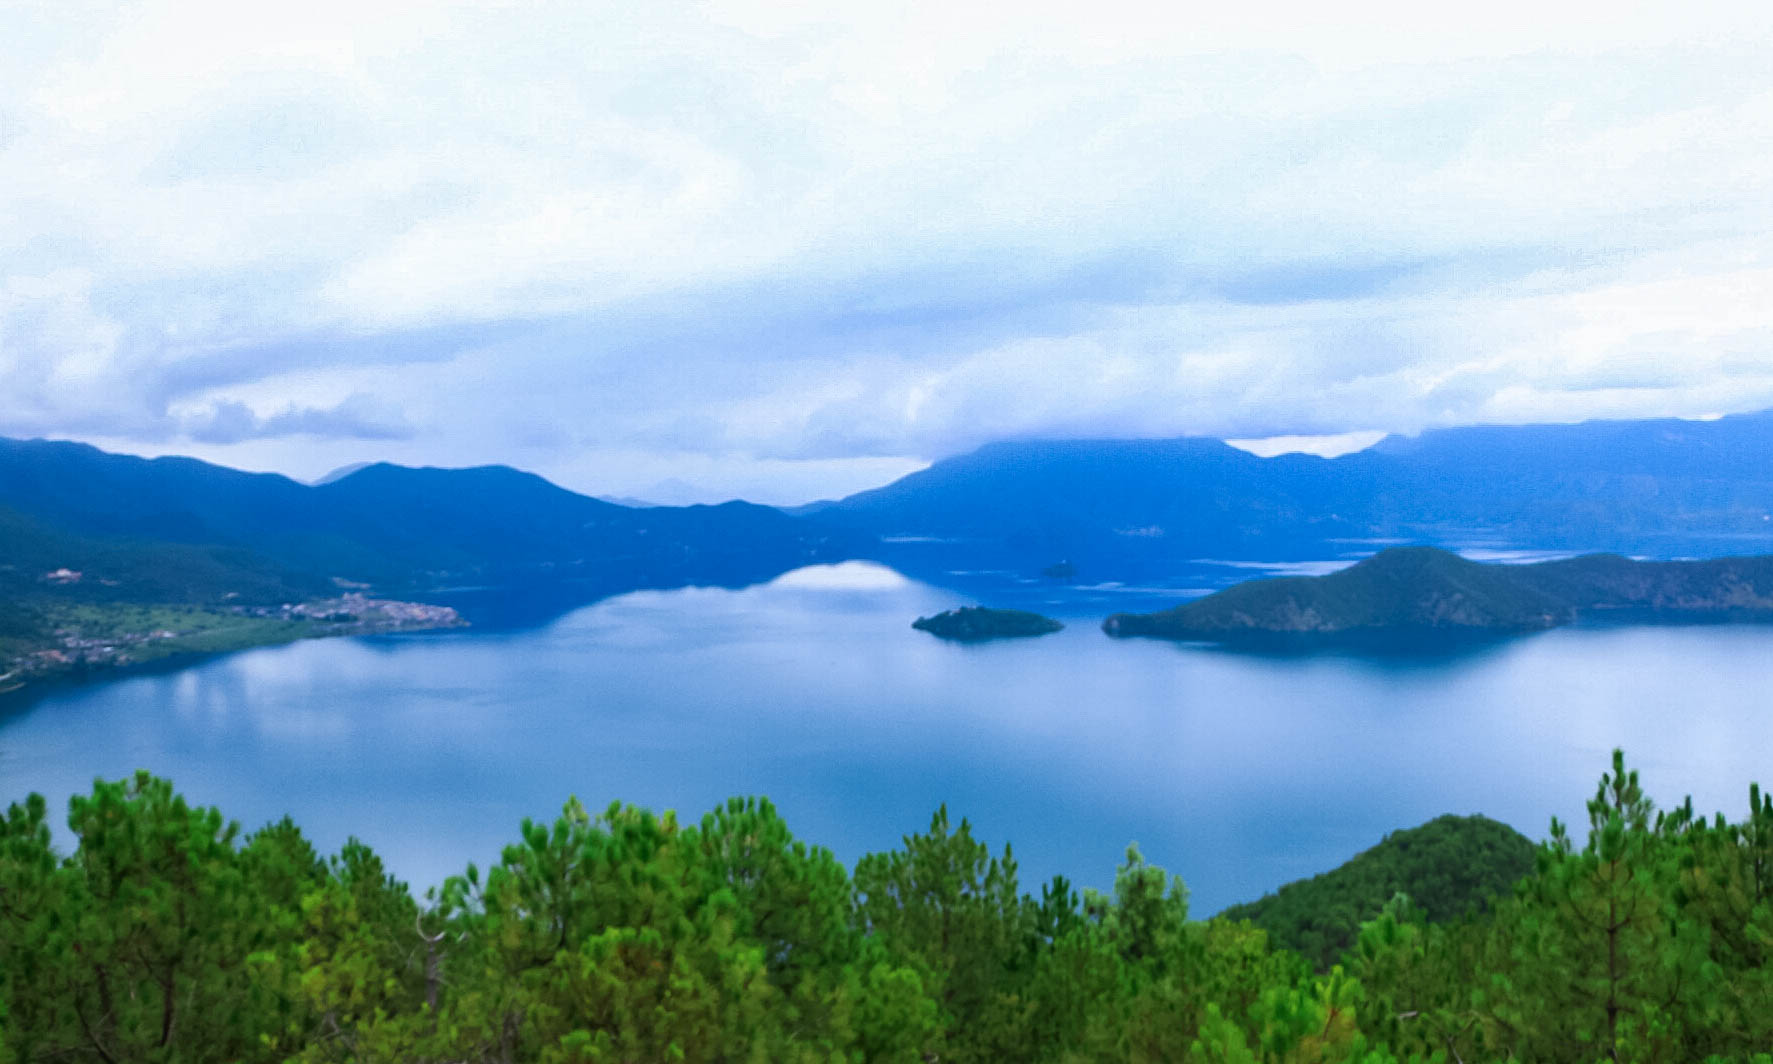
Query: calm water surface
xmin=3 ymin=561 xmax=1770 ymax=914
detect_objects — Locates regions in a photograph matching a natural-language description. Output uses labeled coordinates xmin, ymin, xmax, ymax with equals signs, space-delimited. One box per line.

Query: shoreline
xmin=0 ymin=595 xmax=467 ymax=702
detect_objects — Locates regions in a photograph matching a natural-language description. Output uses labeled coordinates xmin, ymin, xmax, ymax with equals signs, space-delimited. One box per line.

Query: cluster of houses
xmin=2 ymin=591 xmax=463 ymax=693
xmin=237 ymin=593 xmax=464 ymax=629
xmin=25 ymin=626 xmax=180 ymax=672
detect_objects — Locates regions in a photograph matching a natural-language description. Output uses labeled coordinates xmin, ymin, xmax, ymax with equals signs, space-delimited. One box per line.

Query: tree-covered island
xmin=912 ymin=605 xmax=1065 ymax=641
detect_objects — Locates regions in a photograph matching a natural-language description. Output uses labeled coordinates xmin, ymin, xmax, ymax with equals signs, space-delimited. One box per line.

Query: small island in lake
xmin=1103 ymin=545 xmax=1773 ymax=642
xmin=913 ymin=606 xmax=1064 ymax=642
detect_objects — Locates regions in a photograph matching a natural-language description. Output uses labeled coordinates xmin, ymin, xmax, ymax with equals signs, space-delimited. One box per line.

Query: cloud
xmin=0 ymin=269 xmax=146 ymax=437
xmin=2 ymin=0 xmax=1773 ymax=500
xmin=179 ymin=394 xmax=413 ymax=444
xmin=1225 ymin=432 xmax=1389 ymax=458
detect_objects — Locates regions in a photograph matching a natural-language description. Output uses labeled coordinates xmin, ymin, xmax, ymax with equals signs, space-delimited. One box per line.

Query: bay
xmin=2 ymin=560 xmax=1770 ymax=915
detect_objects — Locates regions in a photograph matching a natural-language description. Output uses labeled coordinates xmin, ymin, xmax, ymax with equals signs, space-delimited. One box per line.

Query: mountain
xmin=1219 ymin=814 xmax=1535 ymax=968
xmin=1106 ymin=548 xmax=1573 ymax=637
xmin=312 ymin=462 xmax=373 ymax=485
xmin=14 ymin=408 xmax=1773 ymax=611
xmin=1103 ymin=546 xmax=1773 ymax=640
xmin=815 ymin=410 xmax=1773 ymax=572
xmin=815 ymin=437 xmax=1351 ymax=567
xmin=0 ymin=438 xmax=859 ymax=597
xmin=0 ymin=502 xmax=329 ymax=607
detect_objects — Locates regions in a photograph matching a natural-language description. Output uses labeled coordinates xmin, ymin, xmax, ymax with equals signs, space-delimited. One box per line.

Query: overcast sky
xmin=5 ymin=1 xmax=1773 ymax=503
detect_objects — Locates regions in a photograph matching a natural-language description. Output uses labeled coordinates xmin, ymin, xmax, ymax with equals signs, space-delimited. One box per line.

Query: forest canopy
xmin=3 ymin=753 xmax=1773 ymax=1063
xmin=1219 ymin=814 xmax=1536 ymax=969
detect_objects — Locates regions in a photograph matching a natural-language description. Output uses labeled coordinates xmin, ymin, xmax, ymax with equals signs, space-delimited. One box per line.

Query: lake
xmin=2 ymin=560 xmax=1771 ymax=915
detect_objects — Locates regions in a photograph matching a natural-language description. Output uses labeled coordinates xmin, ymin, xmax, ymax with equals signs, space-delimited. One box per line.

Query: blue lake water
xmin=3 ymin=560 xmax=1771 ymax=914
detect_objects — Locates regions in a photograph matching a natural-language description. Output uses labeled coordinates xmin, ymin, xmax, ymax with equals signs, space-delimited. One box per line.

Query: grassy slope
xmin=0 ymin=602 xmax=321 ymax=691
xmin=43 ymin=603 xmax=317 ymax=659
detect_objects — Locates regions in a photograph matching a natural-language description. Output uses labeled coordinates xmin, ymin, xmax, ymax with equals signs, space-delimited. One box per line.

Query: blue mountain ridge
xmin=813 ymin=410 xmax=1773 ymax=572
xmin=6 ymin=408 xmax=1773 ymax=609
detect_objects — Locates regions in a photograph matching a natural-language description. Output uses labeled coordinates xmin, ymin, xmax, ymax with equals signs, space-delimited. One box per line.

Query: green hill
xmin=1105 ymin=547 xmax=1572 ymax=639
xmin=0 ymin=504 xmax=331 ymax=607
xmin=1219 ymin=813 xmax=1536 ymax=969
xmin=1104 ymin=546 xmax=1773 ymax=641
xmin=1527 ymin=551 xmax=1773 ymax=611
xmin=0 ymin=439 xmax=867 ymax=692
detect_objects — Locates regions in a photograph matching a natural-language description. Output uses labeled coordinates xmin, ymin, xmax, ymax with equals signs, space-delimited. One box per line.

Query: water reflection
xmin=1 ymin=564 xmax=1771 ymax=916
xmin=1132 ymin=630 xmax=1526 ymax=670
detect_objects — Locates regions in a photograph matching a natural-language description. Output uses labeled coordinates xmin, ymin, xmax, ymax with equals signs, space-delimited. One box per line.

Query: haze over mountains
xmin=6 ymin=410 xmax=1773 ymax=609
xmin=0 ymin=438 xmax=856 ymax=605
xmin=812 ymin=410 xmax=1773 ymax=577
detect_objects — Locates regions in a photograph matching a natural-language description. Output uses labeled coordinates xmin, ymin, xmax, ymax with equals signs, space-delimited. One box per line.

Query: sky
xmin=4 ymin=1 xmax=1773 ymax=504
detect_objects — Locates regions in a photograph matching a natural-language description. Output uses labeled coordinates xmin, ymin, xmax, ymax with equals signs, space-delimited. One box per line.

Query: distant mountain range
xmin=7 ymin=410 xmax=1773 ymax=614
xmin=0 ymin=438 xmax=857 ymax=606
xmin=812 ymin=410 xmax=1773 ymax=575
xmin=1102 ymin=546 xmax=1773 ymax=641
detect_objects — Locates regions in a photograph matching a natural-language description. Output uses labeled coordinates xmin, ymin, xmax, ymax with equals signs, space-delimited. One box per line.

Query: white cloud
xmin=1226 ymin=432 xmax=1388 ymax=458
xmin=3 ymin=0 xmax=1773 ymax=500
xmin=177 ymin=393 xmax=413 ymax=444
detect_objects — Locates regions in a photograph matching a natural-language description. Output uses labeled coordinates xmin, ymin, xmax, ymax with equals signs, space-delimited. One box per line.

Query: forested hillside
xmin=1218 ymin=814 xmax=1535 ymax=968
xmin=3 ymin=753 xmax=1772 ymax=1062
xmin=0 ymin=439 xmax=857 ymax=688
xmin=0 ymin=438 xmax=857 ymax=595
xmin=1105 ymin=546 xmax=1773 ymax=641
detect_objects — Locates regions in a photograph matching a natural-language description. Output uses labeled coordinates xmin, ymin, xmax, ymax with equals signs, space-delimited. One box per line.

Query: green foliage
xmin=0 ymin=599 xmax=323 ymax=695
xmin=0 ymin=772 xmax=331 ymax=1062
xmin=50 ymin=603 xmax=314 ymax=658
xmin=0 ymin=503 xmax=329 ymax=608
xmin=1221 ymin=814 xmax=1535 ymax=969
xmin=5 ymin=755 xmax=1773 ymax=1061
xmin=1355 ymin=750 xmax=1773 ymax=1063
xmin=911 ymin=607 xmax=1065 ymax=641
xmin=1107 ymin=547 xmax=1574 ymax=638
xmin=1106 ymin=546 xmax=1773 ymax=640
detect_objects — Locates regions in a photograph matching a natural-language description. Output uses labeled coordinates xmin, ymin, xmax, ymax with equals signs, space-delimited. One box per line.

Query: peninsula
xmin=0 ymin=593 xmax=465 ymax=696
xmin=913 ymin=606 xmax=1064 ymax=642
xmin=1103 ymin=546 xmax=1773 ymax=642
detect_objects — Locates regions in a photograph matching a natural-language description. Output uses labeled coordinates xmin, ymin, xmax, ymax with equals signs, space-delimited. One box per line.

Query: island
xmin=1103 ymin=545 xmax=1773 ymax=642
xmin=913 ymin=606 xmax=1064 ymax=642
